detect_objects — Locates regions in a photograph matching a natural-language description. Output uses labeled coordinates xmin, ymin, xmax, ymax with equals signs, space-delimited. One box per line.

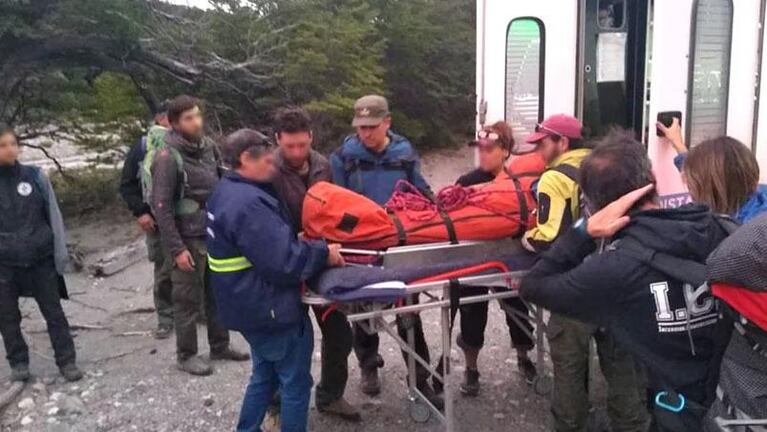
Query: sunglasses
xmin=534 ymin=123 xmax=565 ymax=137
xmin=477 ymin=130 xmax=500 ymax=141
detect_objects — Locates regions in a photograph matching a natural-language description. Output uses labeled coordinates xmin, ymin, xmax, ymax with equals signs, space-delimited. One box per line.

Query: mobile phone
xmin=656 ymin=111 xmax=682 ymax=137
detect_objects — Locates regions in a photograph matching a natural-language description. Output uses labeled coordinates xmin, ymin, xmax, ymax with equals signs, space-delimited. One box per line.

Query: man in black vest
xmin=0 ymin=127 xmax=82 ymax=382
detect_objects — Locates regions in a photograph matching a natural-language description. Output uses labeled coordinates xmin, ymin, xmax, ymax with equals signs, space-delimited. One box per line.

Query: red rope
xmin=384 ymin=179 xmax=530 ymax=222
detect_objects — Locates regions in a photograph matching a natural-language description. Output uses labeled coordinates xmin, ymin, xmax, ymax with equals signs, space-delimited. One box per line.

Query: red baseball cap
xmin=525 ymin=114 xmax=583 ymax=144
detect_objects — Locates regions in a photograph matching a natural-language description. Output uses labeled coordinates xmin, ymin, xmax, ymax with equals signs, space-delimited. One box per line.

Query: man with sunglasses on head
xmin=521 ymin=114 xmax=646 ymax=432
xmin=330 ymin=94 xmax=443 ymax=410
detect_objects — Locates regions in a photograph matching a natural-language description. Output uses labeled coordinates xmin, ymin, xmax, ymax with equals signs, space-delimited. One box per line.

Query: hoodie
xmin=521 ymin=204 xmax=732 ymax=404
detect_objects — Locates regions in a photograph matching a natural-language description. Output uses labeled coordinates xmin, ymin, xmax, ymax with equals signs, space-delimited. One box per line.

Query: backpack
xmin=139 ymin=125 xmax=187 ymax=211
xmin=616 ymin=215 xmax=740 ymax=431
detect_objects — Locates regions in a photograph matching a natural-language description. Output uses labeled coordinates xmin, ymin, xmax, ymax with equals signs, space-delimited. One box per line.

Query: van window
xmin=687 ymin=0 xmax=733 ymax=146
xmin=506 ymin=18 xmax=544 ymax=147
xmin=598 ymin=0 xmax=626 ymax=30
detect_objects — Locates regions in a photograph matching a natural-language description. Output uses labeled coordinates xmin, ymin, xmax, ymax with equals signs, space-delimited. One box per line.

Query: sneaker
xmin=518 ymin=354 xmax=537 ymax=385
xmin=154 ymin=325 xmax=173 ymax=340
xmin=177 ymin=355 xmax=213 ymax=376
xmin=360 ymin=368 xmax=381 ymax=396
xmin=10 ymin=364 xmax=30 ymax=382
xmin=417 ymin=381 xmax=444 ymax=411
xmin=210 ymin=347 xmax=250 ymax=362
xmin=317 ymin=397 xmax=362 ymax=422
xmin=459 ymin=369 xmax=480 ymax=397
xmin=59 ymin=363 xmax=83 ymax=382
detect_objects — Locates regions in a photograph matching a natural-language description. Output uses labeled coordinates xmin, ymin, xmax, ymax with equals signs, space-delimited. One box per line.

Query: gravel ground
xmin=0 ymin=150 xmax=604 ymax=431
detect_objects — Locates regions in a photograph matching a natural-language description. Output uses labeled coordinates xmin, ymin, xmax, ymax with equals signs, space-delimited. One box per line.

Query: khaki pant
xmin=547 ymin=313 xmax=647 ymax=432
xmin=146 ymin=231 xmax=173 ymax=328
xmin=170 ymin=238 xmax=230 ymax=361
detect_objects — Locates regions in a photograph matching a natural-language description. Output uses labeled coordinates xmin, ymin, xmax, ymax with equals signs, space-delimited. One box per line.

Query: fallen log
xmin=89 ymin=239 xmax=147 ymax=277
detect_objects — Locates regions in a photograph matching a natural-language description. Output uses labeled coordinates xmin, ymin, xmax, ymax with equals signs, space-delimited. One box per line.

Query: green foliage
xmin=2 ymin=0 xmax=476 ymax=159
xmin=50 ymin=168 xmax=123 ymax=218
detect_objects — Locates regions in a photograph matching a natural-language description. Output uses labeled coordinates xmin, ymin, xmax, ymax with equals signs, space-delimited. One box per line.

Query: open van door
xmin=477 ymin=0 xmax=579 ymax=146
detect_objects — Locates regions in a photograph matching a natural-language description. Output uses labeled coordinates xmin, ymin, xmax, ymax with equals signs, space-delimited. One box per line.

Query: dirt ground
xmin=1 ymin=149 xmax=586 ymax=431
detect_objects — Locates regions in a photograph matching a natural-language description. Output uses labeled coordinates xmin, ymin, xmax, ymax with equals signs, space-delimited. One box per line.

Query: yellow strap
xmin=208 ymin=254 xmax=253 ymax=273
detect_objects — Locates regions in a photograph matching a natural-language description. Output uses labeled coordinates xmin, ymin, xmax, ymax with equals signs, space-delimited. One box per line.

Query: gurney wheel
xmin=408 ymin=399 xmax=431 ymax=423
xmin=532 ymin=375 xmax=553 ymax=396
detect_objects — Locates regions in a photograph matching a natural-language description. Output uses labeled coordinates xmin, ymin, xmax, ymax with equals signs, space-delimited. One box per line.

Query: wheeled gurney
xmin=302 ymin=238 xmax=550 ymax=431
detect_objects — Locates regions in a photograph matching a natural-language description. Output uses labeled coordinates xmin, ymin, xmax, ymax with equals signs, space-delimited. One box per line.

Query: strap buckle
xmin=655 ymin=391 xmax=686 ymax=413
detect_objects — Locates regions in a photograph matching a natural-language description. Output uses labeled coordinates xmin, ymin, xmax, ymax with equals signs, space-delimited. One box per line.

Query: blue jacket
xmin=330 ymin=131 xmax=432 ymax=205
xmin=735 ymin=184 xmax=767 ymax=224
xmin=206 ymin=171 xmax=328 ymax=333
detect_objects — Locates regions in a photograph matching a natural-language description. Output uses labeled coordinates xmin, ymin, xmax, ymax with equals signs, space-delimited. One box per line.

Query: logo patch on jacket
xmin=17 ymin=182 xmax=33 ymax=197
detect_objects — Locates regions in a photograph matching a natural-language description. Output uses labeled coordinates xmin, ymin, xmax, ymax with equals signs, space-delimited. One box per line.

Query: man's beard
xmin=180 ymin=129 xmax=203 ymax=143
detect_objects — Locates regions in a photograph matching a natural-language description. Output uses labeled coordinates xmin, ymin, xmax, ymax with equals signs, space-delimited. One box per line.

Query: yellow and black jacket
xmin=522 ymin=148 xmax=591 ymax=253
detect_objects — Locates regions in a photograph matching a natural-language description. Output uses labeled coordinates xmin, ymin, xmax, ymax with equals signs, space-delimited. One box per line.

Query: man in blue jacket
xmin=207 ymin=129 xmax=345 ymax=432
xmin=330 ymin=95 xmax=432 ymax=204
xmin=330 ymin=95 xmax=442 ymax=409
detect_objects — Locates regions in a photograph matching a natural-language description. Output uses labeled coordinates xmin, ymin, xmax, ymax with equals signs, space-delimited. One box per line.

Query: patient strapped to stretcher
xmin=302 ymin=175 xmax=537 ymax=250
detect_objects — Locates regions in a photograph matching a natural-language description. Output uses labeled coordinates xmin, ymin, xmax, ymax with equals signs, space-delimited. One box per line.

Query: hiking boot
xmin=417 ymin=381 xmax=444 ymax=411
xmin=10 ymin=364 xmax=30 ymax=382
xmin=59 ymin=363 xmax=83 ymax=382
xmin=459 ymin=369 xmax=480 ymax=397
xmin=154 ymin=324 xmax=173 ymax=340
xmin=518 ymin=353 xmax=537 ymax=385
xmin=317 ymin=397 xmax=362 ymax=422
xmin=360 ymin=368 xmax=381 ymax=396
xmin=210 ymin=347 xmax=250 ymax=362
xmin=177 ymin=356 xmax=213 ymax=376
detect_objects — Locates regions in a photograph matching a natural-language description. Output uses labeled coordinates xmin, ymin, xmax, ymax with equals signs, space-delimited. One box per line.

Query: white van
xmin=477 ymin=0 xmax=767 ymax=205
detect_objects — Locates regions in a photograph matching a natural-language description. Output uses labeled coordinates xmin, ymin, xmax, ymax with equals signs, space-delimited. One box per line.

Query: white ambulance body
xmin=477 ymin=0 xmax=767 ymax=205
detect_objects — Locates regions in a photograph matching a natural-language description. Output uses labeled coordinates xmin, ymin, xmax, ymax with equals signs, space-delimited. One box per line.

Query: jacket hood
xmin=166 ymin=129 xmax=207 ymax=155
xmin=549 ymin=148 xmax=591 ymax=169
xmin=618 ymin=204 xmax=730 ymax=262
xmin=735 ymin=184 xmax=767 ymax=224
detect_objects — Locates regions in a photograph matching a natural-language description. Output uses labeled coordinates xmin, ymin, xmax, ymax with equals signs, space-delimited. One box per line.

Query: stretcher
xmin=303 ymin=238 xmax=550 ymax=431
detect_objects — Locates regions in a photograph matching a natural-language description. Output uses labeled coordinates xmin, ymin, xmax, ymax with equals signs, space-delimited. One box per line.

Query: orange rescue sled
xmin=302 ymin=176 xmax=537 ymax=250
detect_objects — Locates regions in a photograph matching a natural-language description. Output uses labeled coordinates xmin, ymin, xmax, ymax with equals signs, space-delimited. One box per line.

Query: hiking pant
xmin=147 ymin=231 xmax=173 ymax=328
xmin=547 ymin=313 xmax=647 ymax=432
xmin=171 ymin=238 xmax=229 ymax=361
xmin=0 ymin=259 xmax=76 ymax=368
xmin=237 ymin=315 xmax=314 ymax=432
xmin=312 ymin=305 xmax=353 ymax=407
xmin=455 ymin=285 xmax=534 ymax=352
xmin=353 ymin=294 xmax=432 ymax=383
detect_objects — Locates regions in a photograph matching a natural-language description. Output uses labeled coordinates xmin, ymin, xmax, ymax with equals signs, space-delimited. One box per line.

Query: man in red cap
xmin=521 ymin=114 xmax=646 ymax=432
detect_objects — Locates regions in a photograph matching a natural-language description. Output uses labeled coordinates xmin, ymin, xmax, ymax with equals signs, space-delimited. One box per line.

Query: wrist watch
xmin=573 ymin=217 xmax=590 ymax=239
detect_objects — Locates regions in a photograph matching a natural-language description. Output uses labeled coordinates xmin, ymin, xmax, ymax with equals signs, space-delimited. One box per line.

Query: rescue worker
xmin=151 ymin=95 xmax=249 ymax=376
xmin=0 ymin=127 xmax=83 ymax=382
xmin=207 ymin=129 xmax=345 ymax=432
xmin=521 ymin=115 xmax=646 ymax=432
xmin=329 ymin=95 xmax=442 ymax=409
xmin=271 ymin=107 xmax=360 ymax=421
xmin=440 ymin=121 xmax=537 ymax=396
xmin=119 ymin=102 xmax=174 ymax=339
xmin=521 ymin=130 xmax=733 ymax=431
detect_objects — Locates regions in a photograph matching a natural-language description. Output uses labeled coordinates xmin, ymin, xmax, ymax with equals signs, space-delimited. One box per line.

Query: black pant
xmin=312 ymin=305 xmax=353 ymax=407
xmin=0 ymin=260 xmax=76 ymax=368
xmin=455 ymin=285 xmax=534 ymax=351
xmin=353 ymin=295 xmax=432 ymax=383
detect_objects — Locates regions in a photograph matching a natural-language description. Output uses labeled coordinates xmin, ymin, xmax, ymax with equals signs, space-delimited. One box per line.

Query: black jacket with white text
xmin=521 ymin=204 xmax=733 ymax=404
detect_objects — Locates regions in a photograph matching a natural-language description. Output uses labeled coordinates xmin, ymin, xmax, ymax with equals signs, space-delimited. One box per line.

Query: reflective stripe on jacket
xmin=206 ymin=171 xmax=328 ymax=333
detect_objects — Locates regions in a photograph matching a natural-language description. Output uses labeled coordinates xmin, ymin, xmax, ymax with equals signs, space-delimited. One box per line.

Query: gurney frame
xmin=303 ymin=270 xmax=549 ymax=432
